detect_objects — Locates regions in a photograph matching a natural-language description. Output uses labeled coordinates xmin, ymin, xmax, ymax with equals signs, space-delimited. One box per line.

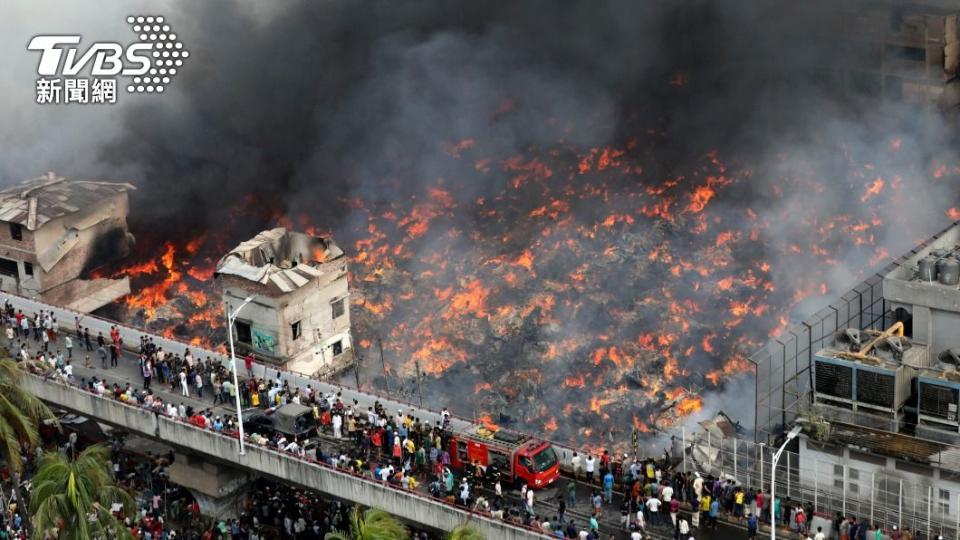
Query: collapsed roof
xmin=215 ymin=227 xmax=344 ymax=294
xmin=0 ymin=172 xmax=134 ymax=231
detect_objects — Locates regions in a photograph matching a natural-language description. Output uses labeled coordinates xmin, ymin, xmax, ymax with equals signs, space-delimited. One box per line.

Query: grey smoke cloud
xmin=1 ymin=0 xmax=959 ymax=442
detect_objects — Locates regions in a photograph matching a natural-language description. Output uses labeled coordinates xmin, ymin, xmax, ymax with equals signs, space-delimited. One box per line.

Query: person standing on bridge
xmin=244 ymin=352 xmax=254 ymax=377
xmin=603 ymin=469 xmax=614 ymax=504
xmin=179 ymin=369 xmax=189 ymax=397
xmin=142 ymin=358 xmax=152 ymax=390
xmin=64 ymin=334 xmax=72 ymax=359
xmin=332 ymin=411 xmax=343 ymax=439
xmin=585 ymin=453 xmax=596 ymax=484
xmin=97 ymin=343 xmax=108 ymax=369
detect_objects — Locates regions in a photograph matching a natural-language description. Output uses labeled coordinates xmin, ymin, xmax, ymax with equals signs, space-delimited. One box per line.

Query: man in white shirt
xmin=814 ymin=526 xmax=826 ymax=540
xmin=585 ymin=454 xmax=595 ymax=483
xmin=661 ymin=483 xmax=673 ymax=503
xmin=646 ymin=496 xmax=661 ymax=526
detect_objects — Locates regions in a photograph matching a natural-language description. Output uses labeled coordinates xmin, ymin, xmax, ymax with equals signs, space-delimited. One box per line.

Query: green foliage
xmin=0 ymin=358 xmax=56 ymax=473
xmin=800 ymin=411 xmax=830 ymax=441
xmin=29 ymin=444 xmax=135 ymax=540
xmin=447 ymin=524 xmax=485 ymax=540
xmin=324 ymin=507 xmax=410 ymax=540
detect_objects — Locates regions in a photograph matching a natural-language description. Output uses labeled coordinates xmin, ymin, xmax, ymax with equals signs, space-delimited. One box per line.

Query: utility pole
xmin=415 ymin=359 xmax=424 ymax=408
xmin=378 ymin=336 xmax=390 ymax=397
xmin=352 ymin=346 xmax=362 ymax=391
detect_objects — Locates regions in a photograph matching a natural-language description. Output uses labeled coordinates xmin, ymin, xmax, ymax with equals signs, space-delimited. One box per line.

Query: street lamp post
xmin=226 ymin=296 xmax=255 ymax=455
xmin=770 ymin=425 xmax=803 ymax=540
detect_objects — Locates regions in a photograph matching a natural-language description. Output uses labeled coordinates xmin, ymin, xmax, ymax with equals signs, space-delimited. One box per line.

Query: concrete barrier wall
xmin=24 ymin=374 xmax=545 ymax=539
xmin=23 ymin=375 xmax=159 ymax=437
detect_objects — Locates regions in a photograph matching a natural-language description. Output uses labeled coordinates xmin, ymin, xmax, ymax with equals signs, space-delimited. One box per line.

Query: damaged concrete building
xmin=0 ymin=172 xmax=135 ymax=312
xmin=214 ymin=227 xmax=352 ymax=376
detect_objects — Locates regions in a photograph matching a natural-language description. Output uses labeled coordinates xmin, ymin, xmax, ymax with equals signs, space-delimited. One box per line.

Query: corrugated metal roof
xmin=216 ymin=227 xmax=344 ymax=296
xmin=829 ymin=421 xmax=960 ymax=470
xmin=0 ymin=172 xmax=134 ymax=231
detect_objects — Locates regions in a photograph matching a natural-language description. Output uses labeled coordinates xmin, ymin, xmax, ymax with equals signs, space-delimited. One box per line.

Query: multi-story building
xmin=737 ymin=221 xmax=960 ymax=536
xmin=0 ymin=172 xmax=135 ymax=312
xmin=214 ymin=227 xmax=352 ymax=377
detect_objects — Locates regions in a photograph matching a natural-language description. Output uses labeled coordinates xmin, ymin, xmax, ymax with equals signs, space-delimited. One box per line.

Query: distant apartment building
xmin=0 ymin=172 xmax=134 ymax=312
xmin=214 ymin=227 xmax=352 ymax=376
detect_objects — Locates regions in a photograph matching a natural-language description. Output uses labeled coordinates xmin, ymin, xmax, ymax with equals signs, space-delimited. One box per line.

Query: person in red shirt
xmin=244 ymin=353 xmax=254 ymax=376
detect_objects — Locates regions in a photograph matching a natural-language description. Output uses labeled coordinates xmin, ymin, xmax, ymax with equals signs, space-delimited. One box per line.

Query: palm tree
xmin=0 ymin=358 xmax=56 ymax=516
xmin=447 ymin=524 xmax=485 ymax=540
xmin=324 ymin=507 xmax=410 ymax=540
xmin=29 ymin=443 xmax=135 ymax=540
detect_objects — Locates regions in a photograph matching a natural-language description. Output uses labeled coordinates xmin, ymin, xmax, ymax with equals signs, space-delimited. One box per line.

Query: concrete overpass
xmin=23 ymin=374 xmax=546 ymax=539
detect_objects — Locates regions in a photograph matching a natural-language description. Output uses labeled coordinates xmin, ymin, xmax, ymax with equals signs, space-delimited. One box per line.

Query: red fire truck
xmin=448 ymin=424 xmax=560 ymax=489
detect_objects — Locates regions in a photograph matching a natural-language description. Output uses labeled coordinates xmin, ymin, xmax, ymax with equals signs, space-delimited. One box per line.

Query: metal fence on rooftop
xmin=673 ymin=427 xmax=960 ymax=540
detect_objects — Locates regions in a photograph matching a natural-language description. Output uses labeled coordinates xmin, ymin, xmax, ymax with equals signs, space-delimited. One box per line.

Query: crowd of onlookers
xmin=5 ymin=302 xmax=938 ymax=539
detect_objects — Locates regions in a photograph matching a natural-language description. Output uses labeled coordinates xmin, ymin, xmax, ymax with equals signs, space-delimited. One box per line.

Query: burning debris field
xmin=16 ymin=0 xmax=960 ymax=450
xmin=91 ymin=128 xmax=960 ymax=449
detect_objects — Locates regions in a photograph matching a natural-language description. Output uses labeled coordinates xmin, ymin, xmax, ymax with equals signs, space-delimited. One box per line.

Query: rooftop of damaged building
xmin=215 ymin=227 xmax=344 ymax=295
xmin=0 ymin=172 xmax=134 ymax=231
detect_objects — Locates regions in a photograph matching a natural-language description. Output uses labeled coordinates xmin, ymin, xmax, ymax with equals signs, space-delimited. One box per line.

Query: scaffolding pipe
xmin=870 ymin=471 xmax=875 ymax=526
xmin=899 ymin=480 xmax=903 ymax=530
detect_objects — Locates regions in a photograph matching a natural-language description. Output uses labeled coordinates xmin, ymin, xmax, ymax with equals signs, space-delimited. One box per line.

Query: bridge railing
xmin=1 ymin=291 xmax=654 ymax=478
xmin=22 ymin=368 xmax=549 ymax=539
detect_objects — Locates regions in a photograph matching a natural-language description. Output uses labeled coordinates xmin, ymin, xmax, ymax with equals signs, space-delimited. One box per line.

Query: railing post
xmin=870 ymin=471 xmax=875 ymax=527
xmin=814 ymin=460 xmax=818 ymax=513
xmin=787 ymin=451 xmax=792 ymax=498
xmin=734 ymin=437 xmax=738 ymax=482
xmin=953 ymin=494 xmax=960 ymax=540
xmin=759 ymin=443 xmax=765 ymax=499
xmin=898 ymin=480 xmax=902 ymax=530
xmin=682 ymin=427 xmax=687 ymax=473
xmin=842 ymin=464 xmax=847 ymax=517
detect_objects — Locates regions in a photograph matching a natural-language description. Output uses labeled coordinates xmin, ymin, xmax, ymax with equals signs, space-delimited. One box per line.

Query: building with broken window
xmin=0 ymin=172 xmax=135 ymax=312
xmin=214 ymin=227 xmax=352 ymax=376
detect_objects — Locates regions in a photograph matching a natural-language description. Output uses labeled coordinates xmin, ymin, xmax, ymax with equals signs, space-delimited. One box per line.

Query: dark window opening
xmin=9 ymin=223 xmax=22 ymax=241
xmin=331 ymin=340 xmax=343 ymax=356
xmin=291 ymin=321 xmax=301 ymax=341
xmin=235 ymin=320 xmax=252 ymax=344
xmin=0 ymin=258 xmax=18 ymax=278
xmin=332 ymin=298 xmax=345 ymax=319
xmin=23 ymin=262 xmax=33 ymax=277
